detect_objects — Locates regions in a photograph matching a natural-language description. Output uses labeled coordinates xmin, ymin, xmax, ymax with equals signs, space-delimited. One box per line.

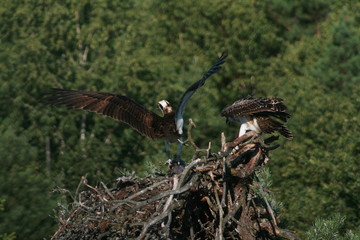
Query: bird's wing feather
xmin=41 ymin=88 xmax=164 ymax=140
xmin=175 ymin=53 xmax=227 ymax=132
xmin=256 ymin=116 xmax=293 ymax=139
xmin=221 ymin=96 xmax=290 ymax=121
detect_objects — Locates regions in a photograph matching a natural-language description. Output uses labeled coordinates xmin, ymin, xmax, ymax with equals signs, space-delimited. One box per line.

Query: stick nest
xmin=51 ymin=130 xmax=300 ymax=240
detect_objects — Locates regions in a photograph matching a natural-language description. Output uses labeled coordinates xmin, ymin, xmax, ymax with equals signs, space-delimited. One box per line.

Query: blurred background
xmin=0 ymin=0 xmax=359 ymax=239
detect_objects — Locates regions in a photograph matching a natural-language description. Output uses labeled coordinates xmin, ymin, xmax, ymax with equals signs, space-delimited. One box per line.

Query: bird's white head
xmin=157 ymin=100 xmax=173 ymax=115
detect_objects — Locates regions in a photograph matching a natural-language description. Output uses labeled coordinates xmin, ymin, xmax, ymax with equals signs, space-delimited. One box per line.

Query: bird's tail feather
xmin=261 ymin=118 xmax=293 ymax=140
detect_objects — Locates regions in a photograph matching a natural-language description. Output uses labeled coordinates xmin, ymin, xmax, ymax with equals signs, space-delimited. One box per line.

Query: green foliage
xmin=305 ymin=214 xmax=360 ymax=240
xmin=0 ymin=199 xmax=3 ymax=212
xmin=257 ymin=3 xmax=360 ymax=235
xmin=0 ymin=0 xmax=359 ymax=239
xmin=254 ymin=168 xmax=284 ymax=216
xmin=0 ymin=200 xmax=15 ymax=240
xmin=262 ymin=0 xmax=331 ymax=41
xmin=0 ymin=233 xmax=16 ymax=240
xmin=0 ymin=128 xmax=58 ymax=239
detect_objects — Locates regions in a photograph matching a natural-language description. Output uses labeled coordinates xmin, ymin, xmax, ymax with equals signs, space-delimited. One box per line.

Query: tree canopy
xmin=0 ymin=1 xmax=359 ymax=239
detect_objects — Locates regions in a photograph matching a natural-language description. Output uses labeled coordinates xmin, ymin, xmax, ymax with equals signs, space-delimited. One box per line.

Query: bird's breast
xmin=154 ymin=113 xmax=180 ymax=142
xmin=247 ymin=117 xmax=261 ymax=133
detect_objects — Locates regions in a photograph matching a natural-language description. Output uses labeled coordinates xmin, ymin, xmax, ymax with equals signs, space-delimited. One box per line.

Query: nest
xmin=51 ymin=130 xmax=300 ymax=240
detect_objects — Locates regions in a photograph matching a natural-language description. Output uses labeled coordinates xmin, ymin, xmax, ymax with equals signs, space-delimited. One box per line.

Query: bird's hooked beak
xmin=157 ymin=103 xmax=163 ymax=112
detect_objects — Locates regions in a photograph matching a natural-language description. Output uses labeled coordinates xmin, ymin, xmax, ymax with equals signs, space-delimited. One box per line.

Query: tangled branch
xmin=51 ymin=120 xmax=299 ymax=240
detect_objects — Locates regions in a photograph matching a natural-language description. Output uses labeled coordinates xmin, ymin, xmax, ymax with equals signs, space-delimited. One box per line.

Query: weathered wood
xmin=51 ymin=130 xmax=299 ymax=240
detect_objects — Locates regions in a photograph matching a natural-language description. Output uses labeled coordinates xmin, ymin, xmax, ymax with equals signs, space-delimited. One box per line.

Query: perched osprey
xmin=42 ymin=53 xmax=226 ymax=159
xmin=221 ymin=96 xmax=293 ymax=140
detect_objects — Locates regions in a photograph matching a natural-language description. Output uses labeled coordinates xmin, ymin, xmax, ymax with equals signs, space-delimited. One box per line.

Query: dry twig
xmin=51 ymin=123 xmax=299 ymax=240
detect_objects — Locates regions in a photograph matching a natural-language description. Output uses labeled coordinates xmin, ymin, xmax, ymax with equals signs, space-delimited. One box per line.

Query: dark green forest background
xmin=1 ymin=0 xmax=359 ymax=239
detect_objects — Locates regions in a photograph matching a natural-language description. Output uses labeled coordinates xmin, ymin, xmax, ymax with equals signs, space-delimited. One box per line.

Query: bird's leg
xmin=176 ymin=137 xmax=183 ymax=159
xmin=166 ymin=138 xmax=185 ymax=174
xmin=175 ymin=137 xmax=186 ymax=167
xmin=164 ymin=140 xmax=172 ymax=166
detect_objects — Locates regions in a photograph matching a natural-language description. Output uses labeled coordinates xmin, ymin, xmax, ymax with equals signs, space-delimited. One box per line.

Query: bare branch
xmin=51 ymin=131 xmax=299 ymax=240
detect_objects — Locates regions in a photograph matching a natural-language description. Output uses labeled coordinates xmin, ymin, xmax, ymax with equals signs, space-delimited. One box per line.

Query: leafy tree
xmin=256 ymin=3 xmax=360 ymax=235
xmin=0 ymin=128 xmax=58 ymax=239
xmin=262 ymin=0 xmax=331 ymax=41
xmin=0 ymin=0 xmax=359 ymax=239
xmin=0 ymin=1 xmax=285 ymax=238
xmin=0 ymin=199 xmax=15 ymax=240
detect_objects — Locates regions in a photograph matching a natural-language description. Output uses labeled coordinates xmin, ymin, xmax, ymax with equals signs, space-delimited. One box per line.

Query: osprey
xmin=221 ymin=96 xmax=293 ymax=140
xmin=42 ymin=53 xmax=226 ymax=160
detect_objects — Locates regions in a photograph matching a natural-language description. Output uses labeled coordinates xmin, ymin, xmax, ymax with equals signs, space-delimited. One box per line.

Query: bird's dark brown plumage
xmin=221 ymin=96 xmax=290 ymax=121
xmin=221 ymin=96 xmax=293 ymax=139
xmin=256 ymin=116 xmax=293 ymax=139
xmin=41 ymin=53 xmax=227 ymax=144
xmin=42 ymin=89 xmax=178 ymax=140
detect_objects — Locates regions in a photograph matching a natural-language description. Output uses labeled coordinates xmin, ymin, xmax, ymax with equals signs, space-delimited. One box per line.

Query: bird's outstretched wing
xmin=41 ymin=88 xmax=165 ymax=140
xmin=175 ymin=53 xmax=227 ymax=134
xmin=256 ymin=116 xmax=293 ymax=139
xmin=221 ymin=96 xmax=291 ymax=122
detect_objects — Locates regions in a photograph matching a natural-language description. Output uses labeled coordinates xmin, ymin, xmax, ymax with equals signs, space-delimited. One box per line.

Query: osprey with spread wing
xmin=221 ymin=96 xmax=293 ymax=140
xmin=42 ymin=53 xmax=227 ymax=160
